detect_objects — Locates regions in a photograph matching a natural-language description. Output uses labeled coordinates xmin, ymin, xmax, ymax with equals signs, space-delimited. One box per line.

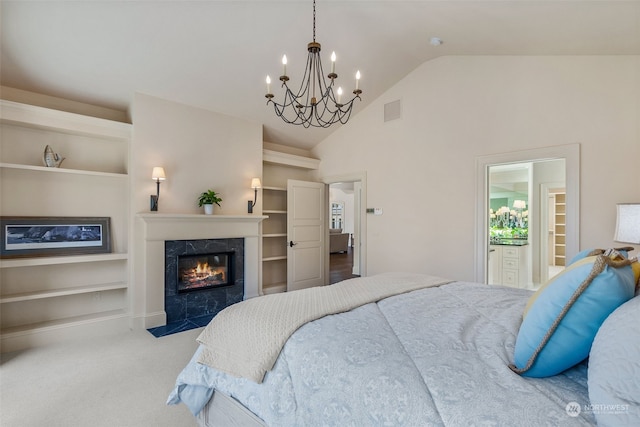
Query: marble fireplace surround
xmin=137 ymin=213 xmax=266 ymax=329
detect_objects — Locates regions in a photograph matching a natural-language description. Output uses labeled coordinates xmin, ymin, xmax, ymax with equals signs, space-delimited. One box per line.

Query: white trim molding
xmin=475 ymin=144 xmax=580 ymax=284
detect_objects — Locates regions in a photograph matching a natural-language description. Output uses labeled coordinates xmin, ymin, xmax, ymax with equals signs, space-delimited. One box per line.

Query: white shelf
xmin=137 ymin=213 xmax=267 ymax=222
xmin=0 ymin=162 xmax=127 ymax=178
xmin=263 ymin=210 xmax=287 ymax=214
xmin=0 ymin=253 xmax=128 ymax=269
xmin=263 ymin=233 xmax=287 ymax=238
xmin=1 ymin=282 xmax=127 ymax=303
xmin=263 ymin=149 xmax=320 ymax=170
xmin=0 ymin=309 xmax=128 ymax=337
xmin=0 ymin=100 xmax=131 ymax=140
xmin=262 ymin=283 xmax=287 ymax=295
xmin=263 ymin=186 xmax=286 ymax=192
xmin=263 ymin=255 xmax=287 ymax=262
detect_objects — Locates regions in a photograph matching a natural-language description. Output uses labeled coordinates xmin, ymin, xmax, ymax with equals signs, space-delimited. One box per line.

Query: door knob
xmin=289 ymin=241 xmax=297 ymax=247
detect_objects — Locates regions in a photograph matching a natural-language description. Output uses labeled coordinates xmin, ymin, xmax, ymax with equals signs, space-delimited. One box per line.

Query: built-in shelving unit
xmin=0 ymin=100 xmax=132 ymax=352
xmin=552 ymin=192 xmax=566 ymax=266
xmin=260 ymin=150 xmax=319 ymax=295
xmin=262 ymin=186 xmax=288 ymax=294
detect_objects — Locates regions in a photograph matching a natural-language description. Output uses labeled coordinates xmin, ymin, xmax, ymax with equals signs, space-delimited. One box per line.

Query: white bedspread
xmin=169 ymin=276 xmax=596 ymax=425
xmin=197 ymin=272 xmax=450 ymax=382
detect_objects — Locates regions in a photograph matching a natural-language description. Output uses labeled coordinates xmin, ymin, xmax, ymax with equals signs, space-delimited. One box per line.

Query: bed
xmin=168 ymin=254 xmax=640 ymax=427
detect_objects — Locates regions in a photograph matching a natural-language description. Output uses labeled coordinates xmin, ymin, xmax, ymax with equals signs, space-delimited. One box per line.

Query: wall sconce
xmin=150 ymin=167 xmax=166 ymax=211
xmin=247 ymin=178 xmax=261 ymax=213
xmin=614 ymin=203 xmax=640 ymax=246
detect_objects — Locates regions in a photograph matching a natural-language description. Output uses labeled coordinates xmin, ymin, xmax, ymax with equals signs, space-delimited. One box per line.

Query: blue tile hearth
xmin=147 ymin=313 xmax=215 ymax=338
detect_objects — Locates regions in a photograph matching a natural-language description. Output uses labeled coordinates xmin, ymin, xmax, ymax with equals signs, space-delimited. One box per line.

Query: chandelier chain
xmin=313 ymin=0 xmax=316 ymax=42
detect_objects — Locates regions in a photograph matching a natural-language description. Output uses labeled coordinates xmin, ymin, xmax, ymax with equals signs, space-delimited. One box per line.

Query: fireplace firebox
xmin=177 ymin=252 xmax=233 ymax=293
xmin=164 ymin=238 xmax=244 ymax=326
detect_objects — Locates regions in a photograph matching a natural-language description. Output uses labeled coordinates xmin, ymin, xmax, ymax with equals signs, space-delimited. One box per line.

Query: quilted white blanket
xmin=196 ymin=273 xmax=450 ymax=383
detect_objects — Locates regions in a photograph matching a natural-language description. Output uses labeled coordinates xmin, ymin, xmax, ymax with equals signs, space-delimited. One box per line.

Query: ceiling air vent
xmin=384 ymin=100 xmax=402 ymax=122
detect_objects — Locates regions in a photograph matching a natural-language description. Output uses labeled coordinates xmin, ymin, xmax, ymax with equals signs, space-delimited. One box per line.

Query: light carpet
xmin=0 ymin=328 xmax=202 ymax=427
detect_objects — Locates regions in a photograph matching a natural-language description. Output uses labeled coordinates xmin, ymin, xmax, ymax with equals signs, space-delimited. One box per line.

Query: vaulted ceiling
xmin=2 ymin=1 xmax=639 ymax=150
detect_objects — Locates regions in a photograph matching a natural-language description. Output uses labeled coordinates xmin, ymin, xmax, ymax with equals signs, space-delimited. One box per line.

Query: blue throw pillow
xmin=511 ymin=252 xmax=636 ymax=378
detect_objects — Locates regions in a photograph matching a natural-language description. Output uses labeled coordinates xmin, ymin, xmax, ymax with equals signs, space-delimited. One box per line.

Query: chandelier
xmin=264 ymin=0 xmax=362 ymax=128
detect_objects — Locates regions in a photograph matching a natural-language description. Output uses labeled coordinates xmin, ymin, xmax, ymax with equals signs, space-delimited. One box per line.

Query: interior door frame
xmin=475 ymin=144 xmax=580 ymax=284
xmin=321 ymin=171 xmax=367 ymax=284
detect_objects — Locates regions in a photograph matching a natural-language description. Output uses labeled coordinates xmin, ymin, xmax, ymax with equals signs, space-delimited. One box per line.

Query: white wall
xmin=313 ymin=56 xmax=640 ymax=282
xmin=131 ymin=92 xmax=262 ymax=215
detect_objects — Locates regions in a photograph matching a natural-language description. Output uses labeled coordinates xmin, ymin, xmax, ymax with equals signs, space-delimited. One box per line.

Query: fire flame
xmin=195 ymin=261 xmax=210 ymax=277
xmin=187 ymin=261 xmax=225 ymax=281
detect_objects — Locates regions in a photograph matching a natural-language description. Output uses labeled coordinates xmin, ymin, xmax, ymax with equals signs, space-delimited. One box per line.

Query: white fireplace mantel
xmin=134 ymin=213 xmax=266 ymax=329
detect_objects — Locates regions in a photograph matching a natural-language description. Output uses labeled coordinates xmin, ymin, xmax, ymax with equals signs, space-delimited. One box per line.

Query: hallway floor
xmin=330 ymin=246 xmax=359 ymax=284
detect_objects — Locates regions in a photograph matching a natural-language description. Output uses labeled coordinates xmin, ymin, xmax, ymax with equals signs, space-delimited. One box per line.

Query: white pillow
xmin=588 ymin=296 xmax=640 ymax=427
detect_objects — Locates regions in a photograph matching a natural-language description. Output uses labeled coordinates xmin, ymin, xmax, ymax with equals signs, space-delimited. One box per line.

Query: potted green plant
xmin=197 ymin=190 xmax=222 ymax=215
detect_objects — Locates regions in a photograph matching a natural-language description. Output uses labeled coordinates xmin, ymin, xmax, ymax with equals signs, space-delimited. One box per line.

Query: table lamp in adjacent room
xmin=614 ymin=203 xmax=640 ymax=249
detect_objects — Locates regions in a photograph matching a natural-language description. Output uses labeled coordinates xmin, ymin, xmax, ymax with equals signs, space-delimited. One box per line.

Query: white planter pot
xmin=203 ymin=204 xmax=214 ymax=215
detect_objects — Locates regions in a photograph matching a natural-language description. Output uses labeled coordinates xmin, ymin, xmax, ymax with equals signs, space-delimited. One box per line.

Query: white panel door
xmin=287 ymin=179 xmax=325 ymax=291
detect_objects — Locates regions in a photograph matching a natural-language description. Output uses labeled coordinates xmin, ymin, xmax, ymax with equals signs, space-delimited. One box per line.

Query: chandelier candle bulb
xmin=266 ymin=75 xmax=271 ymax=94
xmin=331 ymin=51 xmax=336 ymax=74
xmin=282 ymin=55 xmax=287 ymax=76
xmin=337 ymin=87 xmax=343 ymax=104
xmin=355 ymin=70 xmax=361 ymax=90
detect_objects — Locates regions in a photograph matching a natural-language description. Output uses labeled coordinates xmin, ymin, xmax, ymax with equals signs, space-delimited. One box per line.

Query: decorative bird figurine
xmin=43 ymin=145 xmax=65 ymax=168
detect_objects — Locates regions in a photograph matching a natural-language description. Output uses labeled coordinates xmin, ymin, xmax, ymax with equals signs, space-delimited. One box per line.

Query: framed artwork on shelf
xmin=0 ymin=216 xmax=111 ymax=258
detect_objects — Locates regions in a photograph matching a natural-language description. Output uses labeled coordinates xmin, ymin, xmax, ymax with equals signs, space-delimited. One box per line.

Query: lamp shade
xmin=513 ymin=200 xmax=526 ymax=209
xmin=152 ymin=167 xmax=166 ymax=181
xmin=251 ymin=178 xmax=262 ymax=189
xmin=614 ymin=203 xmax=640 ymax=244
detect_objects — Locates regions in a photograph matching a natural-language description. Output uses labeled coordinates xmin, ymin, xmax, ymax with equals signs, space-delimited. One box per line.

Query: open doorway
xmin=323 ymin=172 xmax=367 ymax=285
xmin=475 ymin=144 xmax=580 ymax=287
xmin=488 ymin=160 xmax=566 ymax=288
xmin=329 ymin=183 xmax=358 ymax=284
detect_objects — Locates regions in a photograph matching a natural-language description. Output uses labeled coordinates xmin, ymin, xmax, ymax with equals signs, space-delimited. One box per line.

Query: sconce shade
xmin=251 ymin=178 xmax=262 ymax=189
xmin=513 ymin=200 xmax=526 ymax=209
xmin=614 ymin=203 xmax=640 ymax=244
xmin=152 ymin=167 xmax=166 ymax=181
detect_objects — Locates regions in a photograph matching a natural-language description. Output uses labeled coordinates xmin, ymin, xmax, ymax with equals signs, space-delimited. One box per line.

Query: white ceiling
xmin=2 ymin=1 xmax=639 ymax=150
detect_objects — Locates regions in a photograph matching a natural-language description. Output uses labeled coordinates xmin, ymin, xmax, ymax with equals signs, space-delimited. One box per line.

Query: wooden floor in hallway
xmin=330 ymin=246 xmax=359 ymax=284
